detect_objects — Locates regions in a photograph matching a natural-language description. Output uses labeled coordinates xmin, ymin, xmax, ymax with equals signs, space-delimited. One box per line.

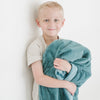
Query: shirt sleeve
xmin=27 ymin=41 xmax=42 ymax=68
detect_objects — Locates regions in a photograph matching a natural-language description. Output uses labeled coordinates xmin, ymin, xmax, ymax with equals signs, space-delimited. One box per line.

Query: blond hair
xmin=37 ymin=1 xmax=64 ymax=17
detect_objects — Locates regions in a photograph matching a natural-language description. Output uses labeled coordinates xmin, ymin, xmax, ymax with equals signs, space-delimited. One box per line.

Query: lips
xmin=48 ymin=29 xmax=56 ymax=31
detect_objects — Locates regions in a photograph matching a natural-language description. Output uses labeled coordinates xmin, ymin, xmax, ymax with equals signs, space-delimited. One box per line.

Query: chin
xmin=48 ymin=34 xmax=58 ymax=37
xmin=48 ymin=32 xmax=58 ymax=37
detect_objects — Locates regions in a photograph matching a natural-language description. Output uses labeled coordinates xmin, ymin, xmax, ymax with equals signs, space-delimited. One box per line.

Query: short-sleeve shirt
xmin=27 ymin=35 xmax=60 ymax=100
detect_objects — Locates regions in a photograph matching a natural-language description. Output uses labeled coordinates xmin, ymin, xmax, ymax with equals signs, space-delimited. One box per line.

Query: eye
xmin=44 ymin=19 xmax=49 ymax=22
xmin=54 ymin=19 xmax=59 ymax=22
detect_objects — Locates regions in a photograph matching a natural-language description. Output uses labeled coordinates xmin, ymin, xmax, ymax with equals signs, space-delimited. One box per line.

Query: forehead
xmin=39 ymin=7 xmax=63 ymax=19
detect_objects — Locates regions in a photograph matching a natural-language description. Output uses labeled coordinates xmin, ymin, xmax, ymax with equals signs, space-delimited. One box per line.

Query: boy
xmin=27 ymin=1 xmax=77 ymax=100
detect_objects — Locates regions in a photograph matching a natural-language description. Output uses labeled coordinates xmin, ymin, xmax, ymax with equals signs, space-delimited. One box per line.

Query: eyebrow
xmin=42 ymin=18 xmax=62 ymax=19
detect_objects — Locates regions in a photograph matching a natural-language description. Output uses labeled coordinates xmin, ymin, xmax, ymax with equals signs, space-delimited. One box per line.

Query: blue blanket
xmin=39 ymin=39 xmax=91 ymax=100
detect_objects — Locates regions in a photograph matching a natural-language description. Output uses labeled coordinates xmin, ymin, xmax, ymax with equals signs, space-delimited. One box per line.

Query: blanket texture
xmin=39 ymin=39 xmax=91 ymax=100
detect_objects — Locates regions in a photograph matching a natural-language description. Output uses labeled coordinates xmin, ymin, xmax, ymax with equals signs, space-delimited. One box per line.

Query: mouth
xmin=48 ymin=29 xmax=56 ymax=31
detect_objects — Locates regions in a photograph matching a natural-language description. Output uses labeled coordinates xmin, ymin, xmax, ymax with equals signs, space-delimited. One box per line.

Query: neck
xmin=43 ymin=34 xmax=59 ymax=46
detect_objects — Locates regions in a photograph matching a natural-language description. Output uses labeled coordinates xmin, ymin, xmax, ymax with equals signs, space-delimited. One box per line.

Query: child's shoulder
xmin=30 ymin=36 xmax=41 ymax=45
xmin=27 ymin=35 xmax=44 ymax=50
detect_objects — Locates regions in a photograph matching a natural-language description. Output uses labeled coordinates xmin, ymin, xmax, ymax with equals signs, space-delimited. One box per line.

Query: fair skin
xmin=32 ymin=7 xmax=76 ymax=95
xmin=32 ymin=61 xmax=76 ymax=96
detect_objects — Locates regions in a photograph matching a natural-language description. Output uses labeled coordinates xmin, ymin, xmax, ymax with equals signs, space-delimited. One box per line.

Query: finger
xmin=54 ymin=59 xmax=59 ymax=63
xmin=54 ymin=65 xmax=61 ymax=70
xmin=72 ymin=92 xmax=75 ymax=96
xmin=54 ymin=65 xmax=59 ymax=68
xmin=70 ymin=92 xmax=73 ymax=96
xmin=53 ymin=61 xmax=60 ymax=66
xmin=54 ymin=60 xmax=62 ymax=66
xmin=54 ymin=58 xmax=61 ymax=62
xmin=54 ymin=65 xmax=57 ymax=69
xmin=72 ymin=93 xmax=74 ymax=96
xmin=55 ymin=58 xmax=62 ymax=60
xmin=54 ymin=63 xmax=59 ymax=66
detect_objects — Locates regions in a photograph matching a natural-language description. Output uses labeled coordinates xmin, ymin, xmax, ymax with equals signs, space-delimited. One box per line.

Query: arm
xmin=31 ymin=60 xmax=76 ymax=95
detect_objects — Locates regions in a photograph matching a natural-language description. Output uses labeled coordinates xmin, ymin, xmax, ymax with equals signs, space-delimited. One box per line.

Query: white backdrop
xmin=0 ymin=0 xmax=100 ymax=100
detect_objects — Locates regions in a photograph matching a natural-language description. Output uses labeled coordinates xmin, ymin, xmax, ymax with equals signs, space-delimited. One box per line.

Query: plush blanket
xmin=39 ymin=39 xmax=91 ymax=100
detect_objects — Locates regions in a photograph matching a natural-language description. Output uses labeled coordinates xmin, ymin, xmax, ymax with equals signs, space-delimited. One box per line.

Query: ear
xmin=36 ymin=19 xmax=41 ymax=27
xmin=62 ymin=18 xmax=65 ymax=27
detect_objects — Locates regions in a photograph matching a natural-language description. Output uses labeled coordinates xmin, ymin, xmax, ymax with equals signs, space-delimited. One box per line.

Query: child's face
xmin=36 ymin=7 xmax=65 ymax=38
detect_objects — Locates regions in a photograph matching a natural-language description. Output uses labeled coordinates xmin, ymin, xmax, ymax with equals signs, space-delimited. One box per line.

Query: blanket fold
xmin=39 ymin=39 xmax=91 ymax=100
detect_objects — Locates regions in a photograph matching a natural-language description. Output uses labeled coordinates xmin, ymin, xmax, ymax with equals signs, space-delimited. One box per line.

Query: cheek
xmin=40 ymin=24 xmax=47 ymax=30
xmin=57 ymin=24 xmax=63 ymax=29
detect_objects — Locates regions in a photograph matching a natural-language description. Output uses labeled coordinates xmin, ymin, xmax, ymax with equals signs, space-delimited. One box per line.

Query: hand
xmin=66 ymin=81 xmax=77 ymax=96
xmin=53 ymin=58 xmax=72 ymax=73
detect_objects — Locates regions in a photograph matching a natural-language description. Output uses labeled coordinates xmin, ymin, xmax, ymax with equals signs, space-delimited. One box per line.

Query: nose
xmin=48 ymin=20 xmax=55 ymax=27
